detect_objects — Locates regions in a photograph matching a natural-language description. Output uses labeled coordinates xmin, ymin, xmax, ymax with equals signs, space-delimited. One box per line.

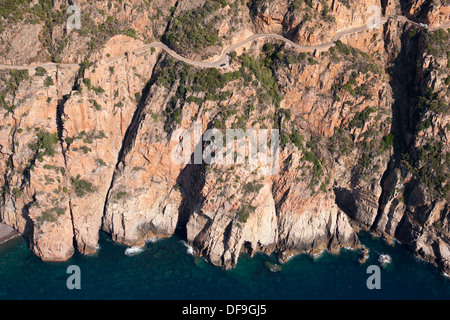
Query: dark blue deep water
xmin=0 ymin=232 xmax=449 ymax=300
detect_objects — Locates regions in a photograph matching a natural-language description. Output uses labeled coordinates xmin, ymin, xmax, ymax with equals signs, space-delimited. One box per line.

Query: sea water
xmin=0 ymin=232 xmax=449 ymax=300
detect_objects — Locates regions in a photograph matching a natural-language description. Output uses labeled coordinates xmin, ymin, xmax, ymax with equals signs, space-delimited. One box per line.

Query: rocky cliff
xmin=0 ymin=0 xmax=449 ymax=273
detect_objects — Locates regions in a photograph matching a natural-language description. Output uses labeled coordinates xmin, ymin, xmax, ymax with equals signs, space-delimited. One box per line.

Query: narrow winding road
xmin=0 ymin=15 xmax=448 ymax=72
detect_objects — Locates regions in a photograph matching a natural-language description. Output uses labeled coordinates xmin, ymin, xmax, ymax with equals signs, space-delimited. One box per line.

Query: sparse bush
xmin=35 ymin=67 xmax=47 ymax=77
xmin=71 ymin=175 xmax=95 ymax=198
xmin=44 ymin=76 xmax=54 ymax=87
xmin=123 ymin=28 xmax=137 ymax=38
xmin=29 ymin=131 xmax=59 ymax=162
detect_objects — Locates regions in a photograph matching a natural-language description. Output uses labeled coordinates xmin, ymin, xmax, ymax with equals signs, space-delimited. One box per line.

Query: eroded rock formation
xmin=0 ymin=0 xmax=449 ymax=274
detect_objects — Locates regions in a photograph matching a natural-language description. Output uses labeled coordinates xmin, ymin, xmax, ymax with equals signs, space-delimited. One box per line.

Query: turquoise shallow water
xmin=0 ymin=232 xmax=449 ymax=300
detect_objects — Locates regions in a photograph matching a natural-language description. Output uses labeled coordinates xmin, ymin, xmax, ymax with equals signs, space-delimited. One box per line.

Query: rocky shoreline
xmin=0 ymin=0 xmax=448 ymax=275
xmin=0 ymin=223 xmax=20 ymax=245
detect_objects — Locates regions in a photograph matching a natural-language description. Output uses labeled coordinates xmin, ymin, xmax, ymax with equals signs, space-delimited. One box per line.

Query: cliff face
xmin=0 ymin=0 xmax=175 ymax=65
xmin=0 ymin=0 xmax=449 ymax=273
xmin=374 ymin=17 xmax=450 ymax=273
xmin=0 ymin=64 xmax=78 ymax=260
xmin=250 ymin=0 xmax=380 ymax=45
xmin=404 ymin=0 xmax=450 ymax=26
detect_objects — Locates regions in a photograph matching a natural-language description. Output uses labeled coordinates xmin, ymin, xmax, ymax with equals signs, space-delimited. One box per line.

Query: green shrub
xmin=44 ymin=76 xmax=54 ymax=87
xmin=236 ymin=204 xmax=256 ymax=223
xmin=424 ymin=28 xmax=450 ymax=57
xmin=349 ymin=107 xmax=376 ymax=128
xmin=6 ymin=69 xmax=29 ymax=93
xmin=263 ymin=43 xmax=274 ymax=52
xmin=71 ymin=175 xmax=94 ymax=197
xmin=418 ymin=87 xmax=448 ymax=114
xmin=379 ymin=134 xmax=394 ymax=152
xmin=114 ymin=191 xmax=128 ymax=200
xmin=35 ymin=67 xmax=47 ymax=77
xmin=12 ymin=188 xmax=21 ymax=197
xmin=308 ymin=57 xmax=319 ymax=65
xmin=163 ymin=1 xmax=224 ymax=55
xmin=335 ymin=40 xmax=351 ymax=55
xmin=83 ymin=78 xmax=105 ymax=93
xmin=290 ymin=131 xmax=304 ymax=150
xmin=95 ymin=159 xmax=106 ymax=166
xmin=135 ymin=92 xmax=142 ymax=103
xmin=29 ymin=131 xmax=59 ymax=162
xmin=37 ymin=207 xmax=66 ymax=223
xmin=123 ymin=28 xmax=137 ymax=38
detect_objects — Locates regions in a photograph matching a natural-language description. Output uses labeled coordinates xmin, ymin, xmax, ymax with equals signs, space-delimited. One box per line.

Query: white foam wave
xmin=311 ymin=249 xmax=329 ymax=260
xmin=414 ymin=255 xmax=426 ymax=263
xmin=278 ymin=254 xmax=294 ymax=264
xmin=378 ymin=254 xmax=392 ymax=266
xmin=180 ymin=241 xmax=194 ymax=255
xmin=125 ymin=246 xmax=144 ymax=256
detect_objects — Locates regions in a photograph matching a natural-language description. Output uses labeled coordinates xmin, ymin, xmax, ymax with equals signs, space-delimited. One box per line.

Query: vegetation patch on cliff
xmin=403 ymin=28 xmax=450 ymax=200
xmin=163 ymin=0 xmax=229 ymax=57
xmin=71 ymin=175 xmax=95 ymax=198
